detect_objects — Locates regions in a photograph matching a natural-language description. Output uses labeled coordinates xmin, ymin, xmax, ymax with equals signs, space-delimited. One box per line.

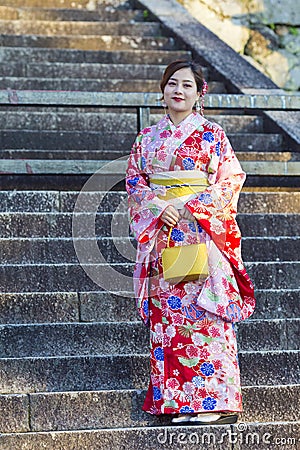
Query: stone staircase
xmin=0 ymin=0 xmax=299 ymax=449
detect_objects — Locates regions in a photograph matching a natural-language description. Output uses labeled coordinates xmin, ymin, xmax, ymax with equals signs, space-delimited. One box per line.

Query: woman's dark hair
xmin=160 ymin=60 xmax=205 ymax=94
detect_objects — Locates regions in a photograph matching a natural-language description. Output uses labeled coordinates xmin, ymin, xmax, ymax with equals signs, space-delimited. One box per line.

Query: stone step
xmin=7 ymin=176 xmax=299 ymax=191
xmin=0 ymin=351 xmax=298 ymax=394
xmin=238 ymin=152 xmax=298 ymax=161
xmin=0 ymin=236 xmax=299 ymax=265
xmin=2 ymin=151 xmax=296 ymax=164
xmin=251 ymin=289 xmax=300 ymax=320
xmin=0 ymin=5 xmax=144 ymax=22
xmin=1 ymin=159 xmax=298 ymax=178
xmin=238 ymin=191 xmax=300 ymax=213
xmin=0 ymin=262 xmax=298 ymax=292
xmin=0 ymin=292 xmax=81 ymax=324
xmin=0 ymin=212 xmax=298 ymax=238
xmin=0 ymin=34 xmax=178 ymax=51
xmin=0 ymin=319 xmax=298 ymax=358
xmin=0 ymin=131 xmax=282 ymax=151
xmin=0 ymin=47 xmax=193 ymax=64
xmin=0 ymin=112 xmax=262 ymax=133
xmin=0 ymin=422 xmax=299 ymax=450
xmin=238 ymin=213 xmax=300 ymax=236
xmin=0 ymin=190 xmax=299 ymax=214
xmin=0 ymin=20 xmax=162 ymax=37
xmin=0 ymin=62 xmax=172 ymax=79
xmin=2 ymin=149 xmax=294 ymax=163
xmin=1 ymin=77 xmax=223 ymax=93
xmin=0 ymin=386 xmax=299 ymax=435
xmin=0 ymin=289 xmax=299 ymax=325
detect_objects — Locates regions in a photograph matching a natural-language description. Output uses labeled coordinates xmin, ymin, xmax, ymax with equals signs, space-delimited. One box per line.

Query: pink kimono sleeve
xmin=185 ymin=130 xmax=246 ymax=219
xmin=185 ymin=129 xmax=255 ymax=322
xmin=126 ymin=133 xmax=170 ymax=244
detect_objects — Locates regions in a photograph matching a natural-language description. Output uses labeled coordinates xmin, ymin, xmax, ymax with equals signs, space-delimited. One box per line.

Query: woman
xmin=126 ymin=60 xmax=255 ymax=425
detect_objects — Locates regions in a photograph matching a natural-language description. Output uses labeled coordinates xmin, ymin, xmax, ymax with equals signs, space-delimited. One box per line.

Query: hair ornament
xmin=200 ymin=79 xmax=208 ymax=115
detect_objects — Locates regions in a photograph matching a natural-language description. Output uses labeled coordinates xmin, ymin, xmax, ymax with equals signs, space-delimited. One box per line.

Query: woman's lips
xmin=172 ymin=97 xmax=184 ymax=102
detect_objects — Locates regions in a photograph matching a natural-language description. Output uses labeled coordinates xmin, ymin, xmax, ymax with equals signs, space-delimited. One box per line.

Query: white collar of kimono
xmin=166 ymin=111 xmax=206 ymax=131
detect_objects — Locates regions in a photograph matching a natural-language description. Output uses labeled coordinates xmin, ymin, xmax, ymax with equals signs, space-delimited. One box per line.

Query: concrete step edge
xmin=0 ymin=320 xmax=298 ymax=356
xmin=1 ymin=421 xmax=299 ymax=446
xmin=0 ymin=261 xmax=299 ymax=266
xmin=0 ymin=211 xmax=299 ymax=215
xmin=1 ymin=317 xmax=298 ymax=327
xmin=0 ymin=8 xmax=143 ymax=22
xmin=0 ymin=287 xmax=298 ymax=295
xmin=1 ymin=159 xmax=299 ymax=176
xmin=1 ymin=236 xmax=299 ymax=240
xmin=0 ymin=90 xmax=299 ymax=109
xmin=1 ymin=349 xmax=299 ymax=360
xmin=0 ymin=385 xmax=299 ymax=433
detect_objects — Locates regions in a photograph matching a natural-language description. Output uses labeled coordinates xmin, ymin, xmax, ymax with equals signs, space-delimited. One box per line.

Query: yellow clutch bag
xmin=161 ymin=223 xmax=209 ymax=284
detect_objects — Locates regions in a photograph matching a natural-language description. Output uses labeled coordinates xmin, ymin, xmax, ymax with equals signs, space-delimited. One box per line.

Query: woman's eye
xmin=168 ymin=81 xmax=176 ymax=86
xmin=184 ymin=84 xmax=192 ymax=88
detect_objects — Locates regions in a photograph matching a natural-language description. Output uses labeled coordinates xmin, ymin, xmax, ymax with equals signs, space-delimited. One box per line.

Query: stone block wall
xmin=178 ymin=0 xmax=300 ymax=91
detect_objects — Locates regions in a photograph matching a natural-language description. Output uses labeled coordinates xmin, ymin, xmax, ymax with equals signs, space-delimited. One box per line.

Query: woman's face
xmin=163 ymin=67 xmax=200 ymax=116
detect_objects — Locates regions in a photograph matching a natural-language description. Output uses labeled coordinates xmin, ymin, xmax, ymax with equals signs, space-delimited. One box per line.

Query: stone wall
xmin=178 ymin=0 xmax=300 ymax=91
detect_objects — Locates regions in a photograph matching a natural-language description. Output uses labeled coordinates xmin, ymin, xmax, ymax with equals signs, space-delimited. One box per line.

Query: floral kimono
xmin=126 ymin=112 xmax=255 ymax=416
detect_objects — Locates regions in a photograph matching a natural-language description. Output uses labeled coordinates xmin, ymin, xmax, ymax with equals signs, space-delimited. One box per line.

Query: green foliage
xmin=143 ymin=9 xmax=149 ymax=20
xmin=289 ymin=27 xmax=299 ymax=36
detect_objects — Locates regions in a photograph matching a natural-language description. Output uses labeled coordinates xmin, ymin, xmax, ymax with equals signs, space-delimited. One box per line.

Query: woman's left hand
xmin=179 ymin=207 xmax=194 ymax=221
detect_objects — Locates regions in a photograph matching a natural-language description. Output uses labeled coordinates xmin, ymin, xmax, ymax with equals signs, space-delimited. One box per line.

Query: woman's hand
xmin=179 ymin=206 xmax=194 ymax=221
xmin=161 ymin=205 xmax=180 ymax=227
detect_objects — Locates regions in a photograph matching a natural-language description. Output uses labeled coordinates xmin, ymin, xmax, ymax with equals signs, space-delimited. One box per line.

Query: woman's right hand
xmin=161 ymin=205 xmax=180 ymax=227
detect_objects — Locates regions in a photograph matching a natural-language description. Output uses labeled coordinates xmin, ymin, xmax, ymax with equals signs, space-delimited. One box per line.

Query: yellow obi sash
xmin=149 ymin=170 xmax=209 ymax=207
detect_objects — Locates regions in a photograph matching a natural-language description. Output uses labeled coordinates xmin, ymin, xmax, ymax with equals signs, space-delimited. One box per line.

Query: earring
xmin=195 ymin=98 xmax=201 ymax=113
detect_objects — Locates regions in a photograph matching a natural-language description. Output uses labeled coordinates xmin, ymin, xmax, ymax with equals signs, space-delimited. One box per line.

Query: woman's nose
xmin=174 ymin=84 xmax=183 ymax=94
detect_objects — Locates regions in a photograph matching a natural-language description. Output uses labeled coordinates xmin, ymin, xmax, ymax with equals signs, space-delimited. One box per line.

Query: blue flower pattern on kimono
xmin=200 ymin=362 xmax=215 ymax=376
xmin=140 ymin=156 xmax=146 ymax=170
xmin=154 ymin=347 xmax=164 ymax=361
xmin=188 ymin=222 xmax=203 ymax=233
xmin=127 ymin=176 xmax=139 ymax=186
xmin=153 ymin=386 xmax=162 ymax=401
xmin=202 ymin=397 xmax=217 ymax=410
xmin=180 ymin=406 xmax=195 ymax=413
xmin=143 ymin=299 xmax=149 ymax=318
xmin=202 ymin=131 xmax=214 ymax=143
xmin=182 ymin=157 xmax=195 ymax=170
xmin=171 ymin=228 xmax=184 ymax=242
xmin=215 ymin=141 xmax=221 ymax=156
xmin=192 ymin=375 xmax=205 ymax=387
xmin=167 ymin=295 xmax=182 ymax=310
xmin=127 ymin=176 xmax=140 ymax=195
xmin=199 ymin=192 xmax=213 ymax=205
xmin=226 ymin=301 xmax=243 ymax=322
